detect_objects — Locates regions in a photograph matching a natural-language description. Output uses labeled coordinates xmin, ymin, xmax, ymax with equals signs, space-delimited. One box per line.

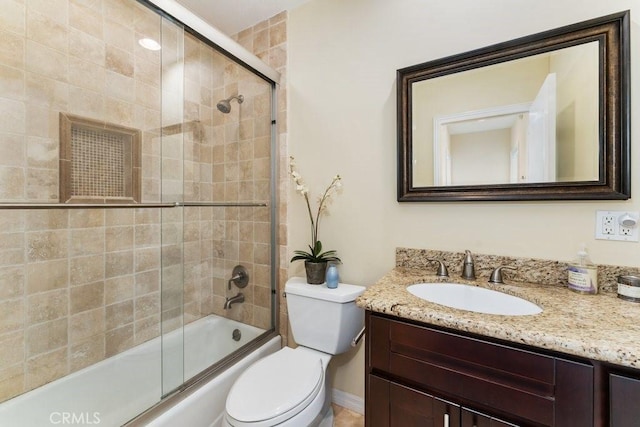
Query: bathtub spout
xmin=224 ymin=292 xmax=245 ymax=310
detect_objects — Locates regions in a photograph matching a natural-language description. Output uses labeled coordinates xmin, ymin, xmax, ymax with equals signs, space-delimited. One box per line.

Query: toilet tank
xmin=285 ymin=277 xmax=366 ymax=355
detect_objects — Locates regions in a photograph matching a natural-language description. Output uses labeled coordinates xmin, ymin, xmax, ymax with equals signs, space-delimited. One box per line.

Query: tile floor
xmin=333 ymin=404 xmax=364 ymax=426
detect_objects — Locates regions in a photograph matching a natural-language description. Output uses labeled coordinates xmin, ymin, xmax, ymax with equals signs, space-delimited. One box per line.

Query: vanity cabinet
xmin=365 ymin=311 xmax=595 ymax=426
xmin=609 ymin=372 xmax=640 ymax=426
xmin=369 ymin=375 xmax=516 ymax=427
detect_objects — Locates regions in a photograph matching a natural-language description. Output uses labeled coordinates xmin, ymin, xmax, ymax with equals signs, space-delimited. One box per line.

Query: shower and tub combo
xmin=0 ymin=0 xmax=282 ymax=425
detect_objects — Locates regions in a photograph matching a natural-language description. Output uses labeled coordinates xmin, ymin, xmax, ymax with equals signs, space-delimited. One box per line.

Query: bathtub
xmin=0 ymin=315 xmax=279 ymax=427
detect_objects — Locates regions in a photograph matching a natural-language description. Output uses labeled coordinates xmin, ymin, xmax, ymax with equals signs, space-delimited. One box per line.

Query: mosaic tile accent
xmin=59 ymin=113 xmax=141 ymax=203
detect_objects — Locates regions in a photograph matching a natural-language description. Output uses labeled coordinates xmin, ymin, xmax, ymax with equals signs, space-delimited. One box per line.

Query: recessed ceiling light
xmin=138 ymin=38 xmax=161 ymax=51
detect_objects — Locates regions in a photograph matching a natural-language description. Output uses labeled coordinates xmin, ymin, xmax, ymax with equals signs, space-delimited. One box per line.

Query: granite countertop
xmin=356 ymin=267 xmax=640 ymax=369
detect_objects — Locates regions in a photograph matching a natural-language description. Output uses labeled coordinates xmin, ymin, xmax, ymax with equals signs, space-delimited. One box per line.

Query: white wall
xmin=287 ymin=0 xmax=639 ymax=401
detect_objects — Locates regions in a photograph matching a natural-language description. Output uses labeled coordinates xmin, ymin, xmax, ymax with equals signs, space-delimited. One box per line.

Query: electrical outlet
xmin=602 ymin=215 xmax=615 ymax=235
xmin=596 ymin=211 xmax=640 ymax=242
xmin=620 ymin=226 xmax=634 ymax=236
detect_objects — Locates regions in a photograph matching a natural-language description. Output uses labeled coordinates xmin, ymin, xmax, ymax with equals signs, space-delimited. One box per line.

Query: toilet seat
xmin=225 ymin=347 xmax=324 ymax=426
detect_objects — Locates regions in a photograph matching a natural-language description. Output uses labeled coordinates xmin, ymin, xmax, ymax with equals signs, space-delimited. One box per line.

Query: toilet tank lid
xmin=285 ymin=277 xmax=365 ymax=303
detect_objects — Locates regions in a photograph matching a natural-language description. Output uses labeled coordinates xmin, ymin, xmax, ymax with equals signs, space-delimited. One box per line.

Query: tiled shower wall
xmin=233 ymin=11 xmax=289 ymax=344
xmin=0 ymin=0 xmax=274 ymax=403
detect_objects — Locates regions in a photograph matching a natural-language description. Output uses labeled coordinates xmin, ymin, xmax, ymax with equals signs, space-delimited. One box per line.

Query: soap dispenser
xmin=567 ymin=245 xmax=598 ymax=294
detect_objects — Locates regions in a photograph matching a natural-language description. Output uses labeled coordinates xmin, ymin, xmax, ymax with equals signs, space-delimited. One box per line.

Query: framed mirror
xmin=397 ymin=11 xmax=630 ymax=202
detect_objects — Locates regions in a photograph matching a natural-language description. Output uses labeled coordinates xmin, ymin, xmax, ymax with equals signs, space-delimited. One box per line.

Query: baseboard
xmin=331 ymin=388 xmax=364 ymax=415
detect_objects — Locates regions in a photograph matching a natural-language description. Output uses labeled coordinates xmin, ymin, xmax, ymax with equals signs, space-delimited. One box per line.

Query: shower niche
xmin=59 ymin=113 xmax=142 ymax=204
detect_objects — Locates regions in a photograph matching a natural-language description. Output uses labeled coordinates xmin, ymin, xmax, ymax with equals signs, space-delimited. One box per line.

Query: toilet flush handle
xmin=351 ymin=327 xmax=365 ymax=347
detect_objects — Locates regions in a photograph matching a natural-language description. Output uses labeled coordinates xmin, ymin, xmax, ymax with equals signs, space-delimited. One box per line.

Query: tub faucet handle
xmin=228 ymin=265 xmax=249 ymax=290
xmin=426 ymin=258 xmax=449 ymax=277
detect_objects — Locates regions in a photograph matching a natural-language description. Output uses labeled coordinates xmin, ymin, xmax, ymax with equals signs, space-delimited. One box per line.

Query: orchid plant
xmin=289 ymin=156 xmax=342 ymax=264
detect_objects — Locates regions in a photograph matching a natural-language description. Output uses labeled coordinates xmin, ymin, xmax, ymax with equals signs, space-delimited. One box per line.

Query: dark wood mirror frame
xmin=397 ymin=11 xmax=630 ymax=202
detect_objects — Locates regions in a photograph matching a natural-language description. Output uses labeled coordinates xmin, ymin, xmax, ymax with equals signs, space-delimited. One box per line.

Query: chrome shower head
xmin=216 ymin=94 xmax=244 ymax=114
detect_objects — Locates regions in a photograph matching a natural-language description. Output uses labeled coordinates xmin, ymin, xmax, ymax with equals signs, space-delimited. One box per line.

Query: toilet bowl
xmin=224 ymin=277 xmax=365 ymax=427
xmin=225 ymin=347 xmax=331 ymax=426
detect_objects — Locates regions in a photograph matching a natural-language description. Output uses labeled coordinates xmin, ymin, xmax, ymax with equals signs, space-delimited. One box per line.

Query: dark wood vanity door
xmin=610 ymin=373 xmax=640 ymax=426
xmin=368 ymin=374 xmax=461 ymax=427
xmin=461 ymin=408 xmax=519 ymax=427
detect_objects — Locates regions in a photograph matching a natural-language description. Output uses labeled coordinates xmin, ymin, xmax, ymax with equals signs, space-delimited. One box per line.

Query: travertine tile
xmin=26 ymin=136 xmax=57 ymax=169
xmin=68 ymin=85 xmax=104 ymax=119
xmin=0 ymin=98 xmax=25 ymax=135
xmin=0 ymin=331 xmax=24 ymax=367
xmin=70 ymin=228 xmax=104 ymax=256
xmin=0 ymin=266 xmax=24 ymax=300
xmin=1 ymin=0 xmax=26 ymax=35
xmin=70 ymin=254 xmax=104 ymax=286
xmin=106 ymin=208 xmax=134 ymax=226
xmin=25 ymin=72 xmax=69 ymax=112
xmin=135 ymin=269 xmax=159 ymax=296
xmin=26 ymin=317 xmax=67 ymax=356
xmin=269 ymin=21 xmax=286 ymax=48
xmin=0 ymin=364 xmax=24 ymax=402
xmin=69 ymin=209 xmax=104 ymax=228
xmin=26 ymin=230 xmax=67 ymax=262
xmin=25 ymin=209 xmax=67 ymax=230
xmin=68 ymin=27 xmax=105 ymax=66
xmin=0 ymin=29 xmax=25 ymax=69
xmin=26 ymin=8 xmax=68 ymax=53
xmin=105 ymin=300 xmax=133 ymax=331
xmin=105 ymin=226 xmax=134 ymax=252
xmin=0 ymin=63 xmax=24 ymax=101
xmin=135 ymin=292 xmax=159 ymax=319
xmin=70 ymin=281 xmax=104 ymax=314
xmin=104 ymin=0 xmax=137 ymax=27
xmin=26 ymin=259 xmax=67 ymax=294
xmin=0 ymin=134 xmax=25 ymax=170
xmin=105 ymin=250 xmax=134 ymax=278
xmin=105 ymin=324 xmax=133 ymax=357
xmin=69 ymin=307 xmax=104 ymax=343
xmin=105 ymin=45 xmax=133 ymax=77
xmin=69 ymin=56 xmax=105 ymax=92
xmin=26 ymin=347 xmax=67 ymax=389
xmin=70 ymin=334 xmax=104 ymax=372
xmin=28 ymin=0 xmax=69 ymax=26
xmin=104 ymin=275 xmax=134 ymax=305
xmin=25 ymin=168 xmax=57 ymax=201
xmin=26 ymin=289 xmax=66 ymax=324
xmin=134 ymin=314 xmax=159 ymax=345
xmin=26 ymin=40 xmax=67 ymax=82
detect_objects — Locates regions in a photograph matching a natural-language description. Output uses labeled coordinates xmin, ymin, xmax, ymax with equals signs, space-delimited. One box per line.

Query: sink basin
xmin=407 ymin=283 xmax=542 ymax=316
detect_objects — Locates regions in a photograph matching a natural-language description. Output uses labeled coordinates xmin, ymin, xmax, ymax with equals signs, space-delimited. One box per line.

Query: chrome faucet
xmin=461 ymin=250 xmax=476 ymax=280
xmin=224 ymin=292 xmax=245 ymax=310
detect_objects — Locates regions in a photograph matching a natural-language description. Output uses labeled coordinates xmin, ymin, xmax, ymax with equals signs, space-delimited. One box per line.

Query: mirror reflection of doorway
xmin=433 ymin=73 xmax=557 ymax=186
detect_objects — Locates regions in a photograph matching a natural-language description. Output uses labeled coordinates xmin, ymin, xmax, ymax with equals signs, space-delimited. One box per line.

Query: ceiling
xmin=175 ymin=0 xmax=311 ymax=36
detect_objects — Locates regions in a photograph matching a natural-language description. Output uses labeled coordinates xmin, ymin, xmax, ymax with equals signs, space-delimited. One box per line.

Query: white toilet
xmin=224 ymin=277 xmax=366 ymax=427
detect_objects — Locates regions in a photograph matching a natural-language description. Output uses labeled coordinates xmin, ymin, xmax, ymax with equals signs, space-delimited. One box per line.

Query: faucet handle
xmin=426 ymin=258 xmax=449 ymax=277
xmin=488 ymin=266 xmax=517 ymax=284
